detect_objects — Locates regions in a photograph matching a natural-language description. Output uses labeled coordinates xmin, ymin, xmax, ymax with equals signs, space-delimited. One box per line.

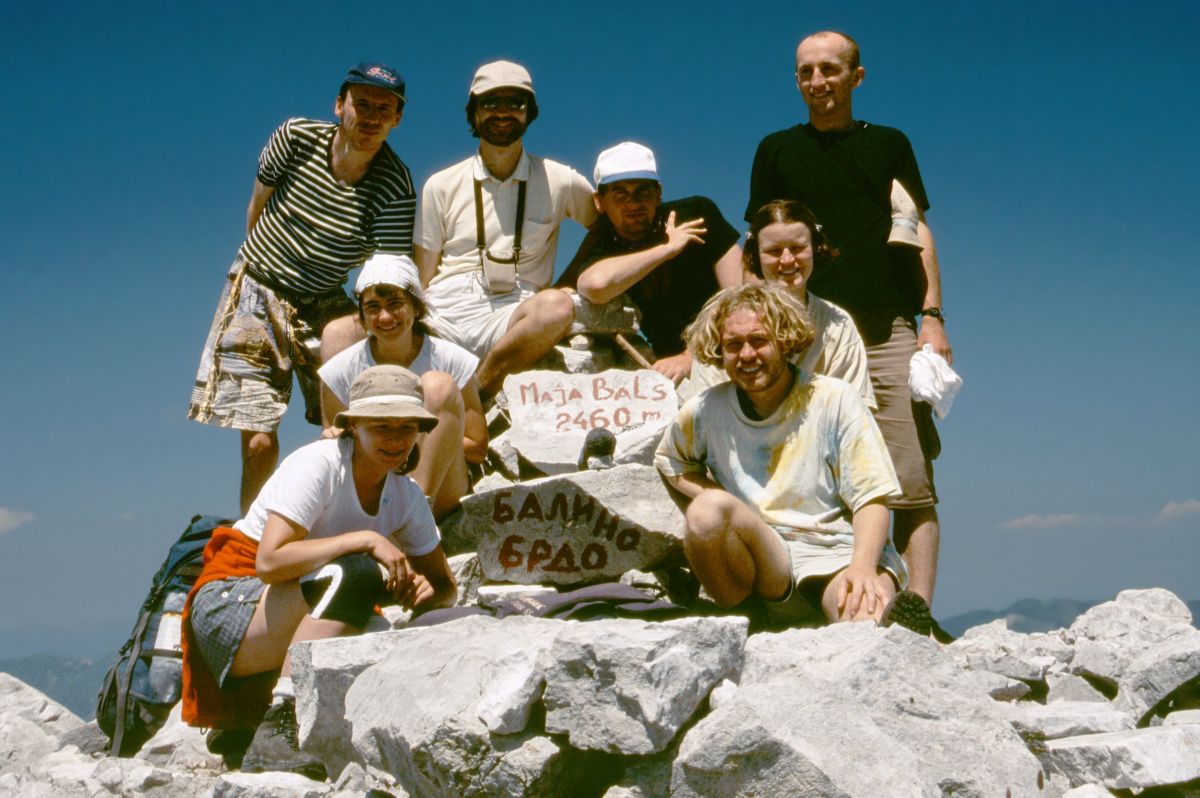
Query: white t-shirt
xmin=689 ymin=293 xmax=876 ymax=410
xmin=415 ymin=151 xmax=597 ymax=289
xmin=318 ymin=336 xmax=479 ymax=406
xmin=235 ymin=438 xmax=440 ymax=558
xmin=655 ymin=369 xmax=899 ymax=540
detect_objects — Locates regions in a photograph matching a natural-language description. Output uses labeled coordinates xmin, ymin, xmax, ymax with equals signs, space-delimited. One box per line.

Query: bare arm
xmin=403 ymin=545 xmax=458 ymax=610
xmin=413 ymin=245 xmax=440 ymax=288
xmin=576 ymin=211 xmax=706 ymax=304
xmin=713 ymin=242 xmax=744 ymax=289
xmin=914 ymin=214 xmax=952 ymax=364
xmin=460 ymin=376 xmax=489 ymax=464
xmin=320 ymin=385 xmax=347 ymax=437
xmin=255 ymin=512 xmax=399 ymax=585
xmin=836 ymin=500 xmax=893 ymax=618
xmin=246 ymin=178 xmax=276 ymax=235
xmin=663 ymin=470 xmax=724 ymax=501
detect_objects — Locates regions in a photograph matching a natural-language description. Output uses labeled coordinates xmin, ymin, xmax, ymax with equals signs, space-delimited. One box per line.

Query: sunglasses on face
xmin=479 ymin=96 xmax=528 ymax=112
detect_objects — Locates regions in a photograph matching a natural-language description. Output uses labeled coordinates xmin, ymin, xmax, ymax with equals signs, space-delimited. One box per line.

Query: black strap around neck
xmin=474 ymin=178 xmax=527 ymax=262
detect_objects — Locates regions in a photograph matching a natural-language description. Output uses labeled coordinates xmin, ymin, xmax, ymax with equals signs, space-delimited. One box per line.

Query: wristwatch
xmin=920 ymin=307 xmax=946 ymax=322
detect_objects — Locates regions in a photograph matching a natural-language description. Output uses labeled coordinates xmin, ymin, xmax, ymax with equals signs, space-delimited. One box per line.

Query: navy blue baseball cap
xmin=342 ymin=62 xmax=406 ymax=102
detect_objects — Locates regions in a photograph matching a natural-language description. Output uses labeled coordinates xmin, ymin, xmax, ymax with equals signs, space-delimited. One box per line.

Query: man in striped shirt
xmin=189 ymin=62 xmax=416 ymax=513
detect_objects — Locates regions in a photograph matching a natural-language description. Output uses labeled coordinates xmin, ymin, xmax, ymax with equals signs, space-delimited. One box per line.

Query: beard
xmin=479 ymin=117 xmax=527 ymax=147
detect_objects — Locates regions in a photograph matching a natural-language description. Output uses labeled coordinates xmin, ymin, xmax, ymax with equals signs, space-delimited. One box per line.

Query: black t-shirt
xmin=558 ymin=196 xmax=740 ymax=356
xmin=746 ymin=121 xmax=930 ymax=326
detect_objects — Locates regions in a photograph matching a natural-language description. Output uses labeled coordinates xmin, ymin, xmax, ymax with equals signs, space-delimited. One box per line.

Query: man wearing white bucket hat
xmin=318 ymin=253 xmax=486 ymax=519
xmin=413 ymin=60 xmax=598 ymax=396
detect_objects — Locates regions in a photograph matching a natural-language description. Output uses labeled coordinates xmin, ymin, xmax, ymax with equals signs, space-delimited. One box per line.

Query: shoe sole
xmin=881 ymin=590 xmax=933 ymax=637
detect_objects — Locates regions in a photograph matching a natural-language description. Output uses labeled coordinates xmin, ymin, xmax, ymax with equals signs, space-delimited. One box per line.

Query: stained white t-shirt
xmin=235 ymin=438 xmax=439 ymax=557
xmin=656 ymin=368 xmax=899 ymax=540
xmin=318 ymin=335 xmax=479 ymax=406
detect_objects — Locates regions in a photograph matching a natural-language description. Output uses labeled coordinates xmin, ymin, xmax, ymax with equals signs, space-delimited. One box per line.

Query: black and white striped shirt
xmin=240 ymin=118 xmax=415 ymax=295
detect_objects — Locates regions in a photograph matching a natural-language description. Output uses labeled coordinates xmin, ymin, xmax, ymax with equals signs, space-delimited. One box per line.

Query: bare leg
xmin=683 ymin=489 xmax=792 ymax=607
xmin=476 ymin=289 xmax=574 ymax=395
xmin=893 ymin=506 xmax=939 ymax=605
xmin=319 ymin=314 xmax=366 ymax=364
xmin=409 ymin=371 xmax=468 ymax=520
xmin=229 ymin=582 xmax=356 ymax=680
xmin=240 ymin=430 xmax=279 ymax=515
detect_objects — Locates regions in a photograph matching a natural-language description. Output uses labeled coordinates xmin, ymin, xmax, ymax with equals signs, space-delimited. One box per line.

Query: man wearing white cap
xmin=413 ymin=60 xmax=598 ymax=396
xmin=318 ymin=254 xmax=486 ymax=519
xmin=557 ymin=142 xmax=742 ymax=383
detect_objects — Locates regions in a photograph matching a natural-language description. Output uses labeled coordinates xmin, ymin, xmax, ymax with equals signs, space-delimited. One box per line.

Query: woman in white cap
xmin=319 ymin=253 xmax=487 ymax=519
xmin=181 ymin=365 xmax=457 ymax=779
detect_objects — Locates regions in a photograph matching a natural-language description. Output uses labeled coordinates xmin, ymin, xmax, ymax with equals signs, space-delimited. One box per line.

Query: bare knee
xmin=685 ymin=490 xmax=740 ymax=545
xmin=528 ymin=289 xmax=575 ymax=329
xmin=320 ymin=315 xmax=365 ymax=363
xmin=241 ymin=430 xmax=278 ymax=463
xmin=420 ymin=371 xmax=464 ymax=416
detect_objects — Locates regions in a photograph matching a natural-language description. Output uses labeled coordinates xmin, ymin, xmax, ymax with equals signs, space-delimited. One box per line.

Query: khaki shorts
xmin=188 ymin=258 xmax=355 ymax=432
xmin=423 ymin=271 xmax=541 ymax=358
xmin=763 ymin=529 xmax=908 ymax=628
xmin=865 ymin=316 xmax=940 ymax=509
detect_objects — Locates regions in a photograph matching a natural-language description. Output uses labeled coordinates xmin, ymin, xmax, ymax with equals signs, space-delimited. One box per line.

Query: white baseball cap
xmin=470 ymin=60 xmax=534 ymax=97
xmin=594 ymin=142 xmax=660 ymax=186
xmin=355 ymin=253 xmax=425 ymax=303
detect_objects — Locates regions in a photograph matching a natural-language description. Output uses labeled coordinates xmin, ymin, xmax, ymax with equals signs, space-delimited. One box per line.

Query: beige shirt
xmin=689 ymin=293 xmax=877 ymax=410
xmin=415 ymin=151 xmax=597 ymax=289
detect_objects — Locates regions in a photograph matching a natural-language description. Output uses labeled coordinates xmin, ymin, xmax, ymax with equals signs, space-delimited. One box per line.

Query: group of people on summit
xmin=181 ymin=30 xmax=954 ymax=778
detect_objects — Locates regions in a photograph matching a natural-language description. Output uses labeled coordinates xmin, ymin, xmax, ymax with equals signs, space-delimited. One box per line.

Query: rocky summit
xmin=1 ymin=588 xmax=1199 ymax=797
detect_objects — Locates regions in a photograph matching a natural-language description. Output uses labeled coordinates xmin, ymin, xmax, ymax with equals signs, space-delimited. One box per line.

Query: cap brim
xmin=597 ymin=171 xmax=660 ymax=186
xmin=333 ymin=407 xmax=438 ymax=432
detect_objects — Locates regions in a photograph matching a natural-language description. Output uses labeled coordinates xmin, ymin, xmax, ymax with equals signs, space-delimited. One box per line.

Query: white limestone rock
xmin=135 ymin=702 xmax=223 ymax=772
xmin=213 ymin=771 xmax=333 ymax=797
xmin=1068 ymin=589 xmax=1195 ymax=688
xmin=542 ymin=616 xmax=747 ymax=754
xmin=38 ymin=753 xmax=215 ymax=798
xmin=1061 ymin=787 xmax=1117 ymax=797
xmin=1164 ymin=709 xmax=1200 ymax=726
xmin=337 ymin=616 xmax=577 ymax=797
xmin=1111 ymin=625 xmax=1200 ymax=723
xmin=292 ymin=629 xmax=419 ymax=776
xmin=1044 ymin=724 xmax=1200 ymax=789
xmin=501 ymin=370 xmax=676 ymax=475
xmin=570 ymin=295 xmax=642 ymax=336
xmin=968 ymin=668 xmax=1034 ymax=701
xmin=466 ymin=464 xmax=687 ymax=585
xmin=1047 ymin=672 xmax=1111 ymax=704
xmin=1003 ymin=701 xmax=1135 ymax=740
xmin=449 ymin=551 xmax=484 ymax=606
xmin=675 ymin=623 xmax=1047 ymax=796
xmin=0 ymin=673 xmax=83 ymax=739
xmin=948 ymin=618 xmax=1072 ymax=683
xmin=476 ymin=583 xmax=555 ymax=604
xmin=0 ymin=713 xmax=59 ymax=776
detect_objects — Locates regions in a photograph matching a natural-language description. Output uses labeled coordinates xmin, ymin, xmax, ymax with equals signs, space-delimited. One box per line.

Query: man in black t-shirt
xmin=557 ymin=142 xmax=742 ymax=383
xmin=746 ymin=31 xmax=952 ymax=615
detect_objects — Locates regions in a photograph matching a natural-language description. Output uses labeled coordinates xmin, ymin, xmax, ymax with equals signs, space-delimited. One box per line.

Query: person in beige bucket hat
xmin=182 ymin=363 xmax=455 ymax=778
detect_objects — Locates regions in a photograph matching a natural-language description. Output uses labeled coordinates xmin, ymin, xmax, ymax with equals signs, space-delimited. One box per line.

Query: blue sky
xmin=2 ymin=1 xmax=1197 ymax=657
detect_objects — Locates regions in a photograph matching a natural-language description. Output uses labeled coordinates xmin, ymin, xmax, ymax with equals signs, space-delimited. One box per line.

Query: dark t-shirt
xmin=558 ymin=196 xmax=740 ymax=357
xmin=746 ymin=121 xmax=929 ymax=327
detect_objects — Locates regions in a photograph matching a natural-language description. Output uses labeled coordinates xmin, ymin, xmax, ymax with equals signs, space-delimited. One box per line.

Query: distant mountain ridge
xmin=939 ymin=597 xmax=1200 ymax=637
xmin=0 ymin=651 xmax=116 ymax=720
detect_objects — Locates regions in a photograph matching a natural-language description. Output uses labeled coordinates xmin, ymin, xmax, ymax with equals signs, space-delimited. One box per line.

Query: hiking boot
xmin=240 ymin=698 xmax=326 ymax=781
xmin=205 ymin=726 xmax=254 ymax=770
xmin=881 ymin=590 xmax=934 ymax=638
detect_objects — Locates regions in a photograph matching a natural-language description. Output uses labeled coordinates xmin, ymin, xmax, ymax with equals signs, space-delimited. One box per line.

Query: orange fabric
xmin=181 ymin=526 xmax=273 ymax=729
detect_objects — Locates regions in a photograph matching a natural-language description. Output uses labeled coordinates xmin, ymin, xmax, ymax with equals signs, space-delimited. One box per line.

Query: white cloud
xmin=999 ymin=513 xmax=1085 ymax=530
xmin=1159 ymin=499 xmax=1200 ymax=521
xmin=0 ymin=508 xmax=34 ymax=536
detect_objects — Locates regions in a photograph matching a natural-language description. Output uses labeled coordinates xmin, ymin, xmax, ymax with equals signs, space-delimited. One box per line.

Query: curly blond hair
xmin=686 ymin=283 xmax=815 ymax=367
